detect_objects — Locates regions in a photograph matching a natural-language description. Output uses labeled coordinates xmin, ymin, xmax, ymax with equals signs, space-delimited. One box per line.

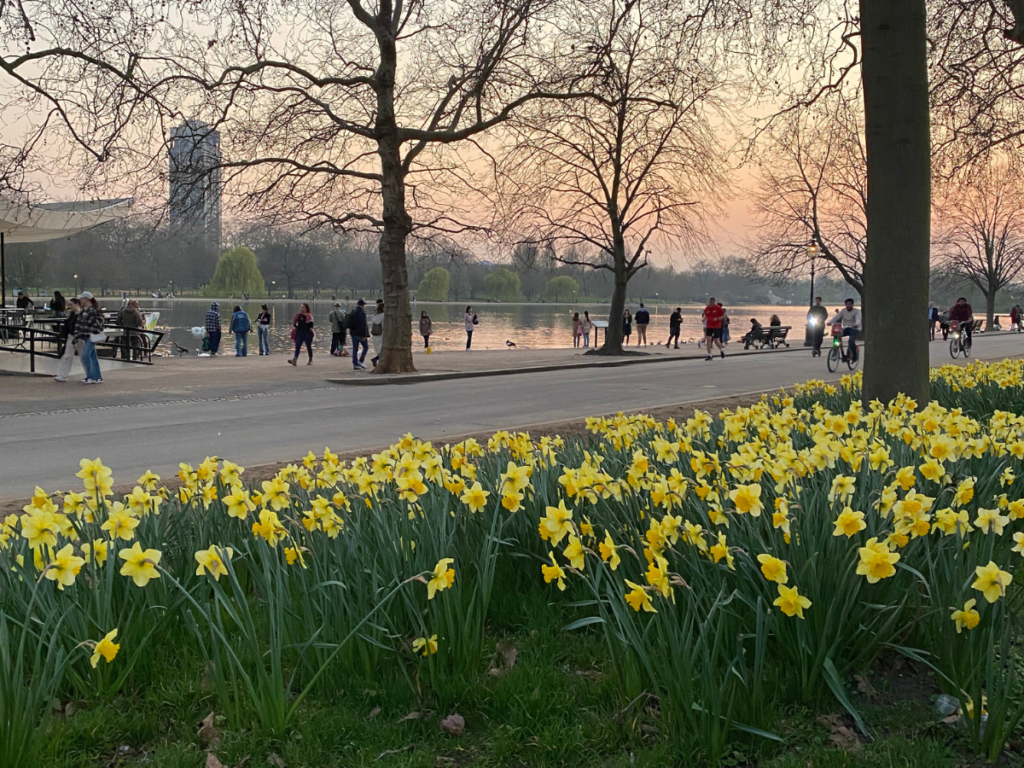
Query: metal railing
xmin=0 ymin=323 xmax=165 ymax=373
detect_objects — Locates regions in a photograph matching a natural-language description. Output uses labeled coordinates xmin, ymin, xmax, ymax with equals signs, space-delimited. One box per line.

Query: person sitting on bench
xmin=743 ymin=318 xmax=765 ymax=349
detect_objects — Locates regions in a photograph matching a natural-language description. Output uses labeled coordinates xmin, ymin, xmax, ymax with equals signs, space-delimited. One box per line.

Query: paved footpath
xmin=1 ymin=335 xmax=1021 ymax=499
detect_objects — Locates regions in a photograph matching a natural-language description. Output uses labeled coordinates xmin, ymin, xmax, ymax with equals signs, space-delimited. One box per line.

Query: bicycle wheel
xmin=847 ymin=347 xmax=860 ymax=370
xmin=827 ymin=345 xmax=841 ymax=372
xmin=963 ymin=337 xmax=971 ymax=358
xmin=950 ymin=337 xmax=960 ymax=358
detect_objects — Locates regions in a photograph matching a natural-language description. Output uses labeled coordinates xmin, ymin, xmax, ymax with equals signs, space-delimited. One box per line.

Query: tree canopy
xmin=204 ymin=247 xmax=266 ymax=298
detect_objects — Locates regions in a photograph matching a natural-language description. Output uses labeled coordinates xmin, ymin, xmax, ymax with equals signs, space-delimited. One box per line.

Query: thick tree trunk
xmin=598 ymin=241 xmax=628 ymax=355
xmin=985 ymin=289 xmax=997 ymax=328
xmin=374 ymin=18 xmax=416 ymax=374
xmin=859 ymin=0 xmax=931 ymax=407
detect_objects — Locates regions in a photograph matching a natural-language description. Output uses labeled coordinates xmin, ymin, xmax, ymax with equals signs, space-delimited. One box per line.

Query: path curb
xmin=329 ymin=344 xmax=805 ymax=386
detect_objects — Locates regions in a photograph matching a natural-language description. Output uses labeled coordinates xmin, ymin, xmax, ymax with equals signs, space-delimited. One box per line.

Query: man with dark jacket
xmin=349 ymin=299 xmax=369 ymax=370
xmin=807 ymin=297 xmax=829 ymax=357
xmin=634 ymin=303 xmax=650 ymax=345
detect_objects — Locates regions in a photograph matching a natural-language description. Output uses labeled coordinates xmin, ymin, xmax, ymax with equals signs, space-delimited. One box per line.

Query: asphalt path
xmin=3 ymin=334 xmax=1022 ymax=499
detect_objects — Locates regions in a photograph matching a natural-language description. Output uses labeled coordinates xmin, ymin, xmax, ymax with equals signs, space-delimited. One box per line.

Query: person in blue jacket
xmin=230 ymin=304 xmax=251 ymax=357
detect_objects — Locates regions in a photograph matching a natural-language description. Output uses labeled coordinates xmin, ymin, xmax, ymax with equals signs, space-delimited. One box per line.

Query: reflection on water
xmin=135 ymin=300 xmax=818 ymax=355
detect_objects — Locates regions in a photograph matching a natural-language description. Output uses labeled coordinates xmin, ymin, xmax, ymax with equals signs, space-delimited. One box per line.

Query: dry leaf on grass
xmin=439 ymin=712 xmax=465 ymax=736
xmin=206 ymin=754 xmax=226 ymax=768
xmin=268 ymin=753 xmax=286 ymax=768
xmin=198 ymin=712 xmax=222 ymax=749
xmin=486 ymin=641 xmax=518 ymax=676
xmin=854 ymin=674 xmax=879 ymax=699
xmin=816 ymin=714 xmax=863 ymax=752
xmin=398 ymin=710 xmax=423 ymax=723
xmin=366 ymin=705 xmax=382 ymax=722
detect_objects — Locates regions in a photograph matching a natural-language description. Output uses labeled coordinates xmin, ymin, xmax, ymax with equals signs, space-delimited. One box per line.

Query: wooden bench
xmin=742 ymin=325 xmax=791 ymax=350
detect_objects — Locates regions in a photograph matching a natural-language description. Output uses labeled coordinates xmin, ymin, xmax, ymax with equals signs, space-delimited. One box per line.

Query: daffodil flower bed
xmin=3 ymin=358 xmax=1024 ymax=765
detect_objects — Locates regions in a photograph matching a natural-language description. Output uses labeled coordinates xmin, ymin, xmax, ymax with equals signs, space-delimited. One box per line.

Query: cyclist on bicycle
xmin=948 ymin=297 xmax=974 ymax=345
xmin=828 ymin=298 xmax=862 ymax=362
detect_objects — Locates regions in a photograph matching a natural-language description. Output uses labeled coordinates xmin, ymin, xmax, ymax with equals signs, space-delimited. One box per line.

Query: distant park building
xmin=169 ymin=119 xmax=222 ymax=283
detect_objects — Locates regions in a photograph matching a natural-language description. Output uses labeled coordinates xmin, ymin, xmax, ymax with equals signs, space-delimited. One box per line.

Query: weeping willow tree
xmin=205 ymin=247 xmax=266 ymax=298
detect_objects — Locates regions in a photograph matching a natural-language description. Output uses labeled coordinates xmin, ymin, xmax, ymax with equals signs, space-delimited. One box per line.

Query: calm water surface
xmin=135 ymin=300 xmax=818 ymax=356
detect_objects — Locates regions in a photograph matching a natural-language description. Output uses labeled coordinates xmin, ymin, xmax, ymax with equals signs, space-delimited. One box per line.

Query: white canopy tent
xmin=0 ymin=196 xmax=132 ymax=307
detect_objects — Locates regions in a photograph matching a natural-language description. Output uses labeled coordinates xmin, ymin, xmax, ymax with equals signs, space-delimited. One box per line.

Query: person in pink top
xmin=701 ymin=297 xmax=726 ymax=361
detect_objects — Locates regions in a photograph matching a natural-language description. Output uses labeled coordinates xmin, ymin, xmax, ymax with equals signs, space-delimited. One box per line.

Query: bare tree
xmin=748 ymin=93 xmax=866 ymax=297
xmin=935 ymin=155 xmax=1024 ymax=326
xmin=152 ymin=0 xmax=579 ymax=372
xmin=498 ymin=0 xmax=727 ymax=354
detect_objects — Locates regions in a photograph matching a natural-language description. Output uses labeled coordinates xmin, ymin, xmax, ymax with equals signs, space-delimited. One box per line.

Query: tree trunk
xmin=859 ymin=0 xmax=931 ymax=406
xmin=374 ymin=18 xmax=416 ymax=374
xmin=985 ymin=288 xmax=997 ymax=329
xmin=598 ymin=241 xmax=628 ymax=355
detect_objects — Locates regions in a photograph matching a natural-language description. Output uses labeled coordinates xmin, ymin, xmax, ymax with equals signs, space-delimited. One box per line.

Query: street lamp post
xmin=803 ymin=243 xmax=819 ymax=347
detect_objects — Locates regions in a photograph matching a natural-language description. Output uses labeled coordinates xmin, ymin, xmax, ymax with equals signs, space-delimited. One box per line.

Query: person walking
xmin=328 ymin=302 xmax=348 ymax=357
xmin=634 ymin=303 xmax=650 ymax=345
xmin=808 ymin=297 xmax=828 ymax=356
xmin=623 ymin=309 xmax=632 ymax=345
xmin=928 ymin=302 xmax=940 ymax=341
xmin=75 ymin=291 xmax=105 ymax=384
xmin=465 ymin=306 xmax=476 ymax=350
xmin=256 ymin=305 xmax=272 ymax=355
xmin=419 ymin=310 xmax=432 ymax=349
xmin=50 ymin=290 xmax=66 ymax=317
xmin=572 ymin=312 xmax=581 ymax=348
xmin=666 ymin=307 xmax=682 ymax=349
xmin=720 ymin=305 xmax=731 ymax=344
xmin=54 ymin=297 xmax=81 ymax=382
xmin=582 ymin=311 xmax=593 ymax=347
xmin=350 ymin=299 xmax=369 ymax=369
xmin=370 ymin=299 xmax=385 ymax=367
xmin=205 ymin=302 xmax=223 ymax=355
xmin=701 ymin=296 xmax=726 ymax=361
xmin=230 ymin=304 xmax=251 ymax=356
xmin=289 ymin=303 xmax=315 ymax=366
xmin=1010 ymin=304 xmax=1020 ymax=333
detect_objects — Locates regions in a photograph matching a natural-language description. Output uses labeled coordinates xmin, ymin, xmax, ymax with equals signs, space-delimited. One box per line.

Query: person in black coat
xmin=349 ymin=299 xmax=369 ymax=370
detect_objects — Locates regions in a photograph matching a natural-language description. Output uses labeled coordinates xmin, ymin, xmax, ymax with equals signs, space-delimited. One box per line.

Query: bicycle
xmin=949 ymin=320 xmax=972 ymax=359
xmin=826 ymin=323 xmax=859 ymax=372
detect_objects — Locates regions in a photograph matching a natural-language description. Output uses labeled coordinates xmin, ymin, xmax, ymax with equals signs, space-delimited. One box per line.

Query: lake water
xmin=132 ymin=300 xmax=819 ymax=355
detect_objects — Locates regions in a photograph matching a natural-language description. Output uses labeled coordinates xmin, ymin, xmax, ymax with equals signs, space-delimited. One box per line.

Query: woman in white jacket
xmin=465 ymin=306 xmax=476 ymax=350
xmin=370 ymin=299 xmax=385 ymax=366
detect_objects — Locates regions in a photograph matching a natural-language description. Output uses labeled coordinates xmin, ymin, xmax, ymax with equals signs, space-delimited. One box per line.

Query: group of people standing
xmin=616 ymin=300 xmax=732 ymax=358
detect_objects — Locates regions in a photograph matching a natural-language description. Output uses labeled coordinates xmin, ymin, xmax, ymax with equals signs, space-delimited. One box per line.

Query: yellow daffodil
xmin=951 ymin=599 xmax=980 ymax=633
xmin=833 ymin=507 xmax=866 ymax=537
xmin=251 ymin=509 xmax=287 ymax=546
xmin=118 ymin=542 xmax=162 ymax=587
xmin=541 ymin=552 xmax=566 ymax=591
xmin=729 ymin=483 xmax=764 ymax=516
xmin=460 ymin=482 xmax=490 ymax=513
xmin=412 ymin=634 xmax=438 ymax=657
xmin=427 ymin=558 xmax=455 ymax=599
xmin=856 ymin=537 xmax=900 ymax=583
xmin=624 ymin=580 xmax=656 ymax=613
xmin=564 ymin=535 xmax=585 ymax=570
xmin=974 ymin=508 xmax=1009 ymax=536
xmin=194 ymin=545 xmax=234 ymax=580
xmin=773 ymin=584 xmax=811 ymax=618
xmin=757 ymin=553 xmax=788 ymax=584
xmin=90 ymin=629 xmax=120 ymax=668
xmin=598 ymin=532 xmax=621 ymax=570
xmin=972 ymin=561 xmax=1012 ymax=603
xmin=44 ymin=543 xmax=85 ymax=590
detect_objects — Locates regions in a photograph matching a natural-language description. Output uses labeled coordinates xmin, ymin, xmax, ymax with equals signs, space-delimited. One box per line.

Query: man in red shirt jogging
xmin=702 ymin=297 xmax=726 ymax=360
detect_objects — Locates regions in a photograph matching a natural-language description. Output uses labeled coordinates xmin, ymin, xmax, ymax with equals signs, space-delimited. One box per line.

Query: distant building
xmin=169 ymin=120 xmax=222 ymax=281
